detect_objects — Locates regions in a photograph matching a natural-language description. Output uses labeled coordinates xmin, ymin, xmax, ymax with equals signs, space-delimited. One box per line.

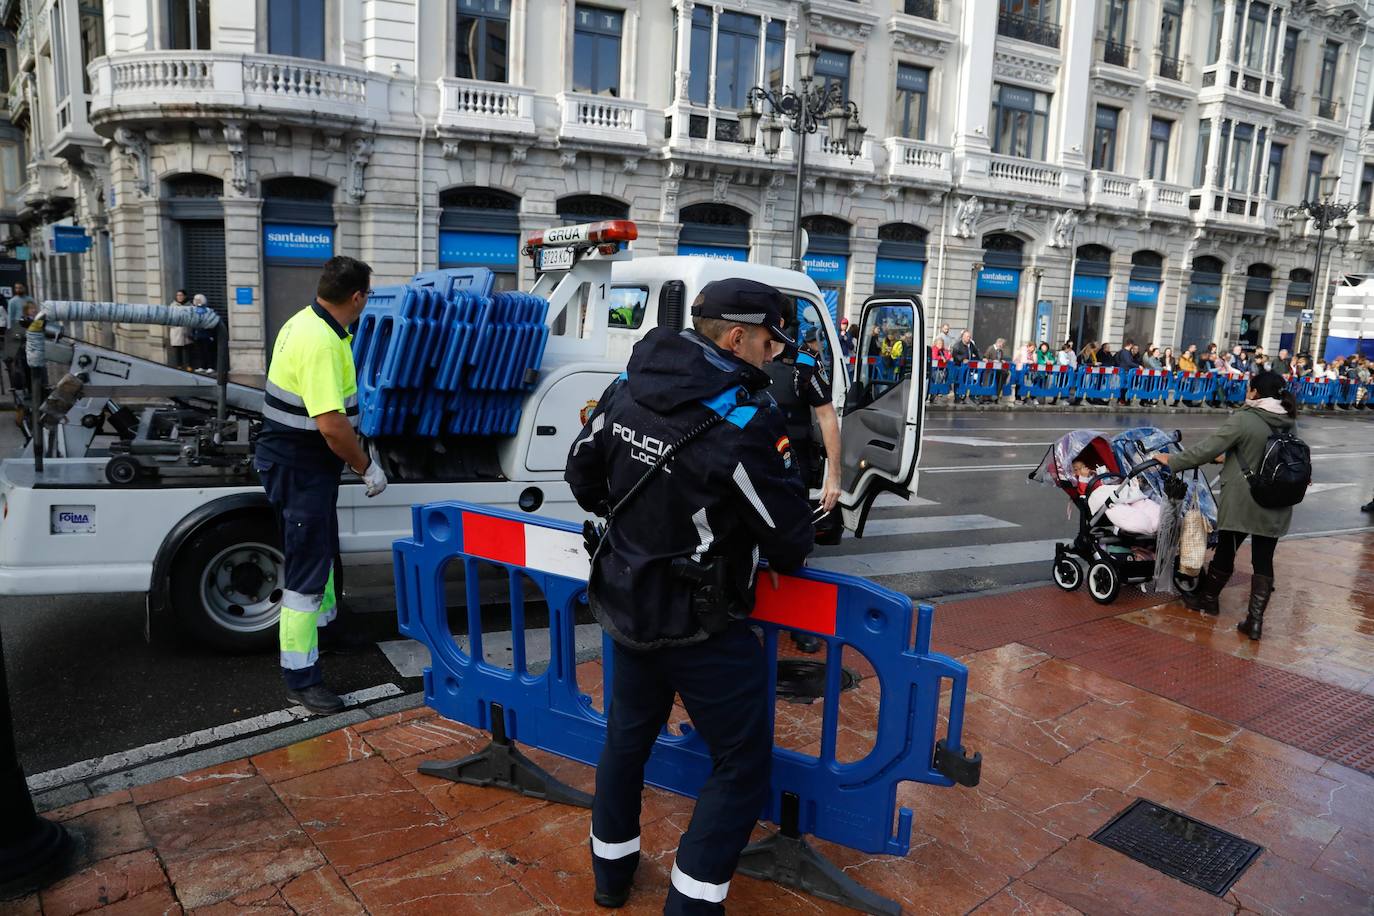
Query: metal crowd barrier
xmin=393 ymin=502 xmax=981 ymax=915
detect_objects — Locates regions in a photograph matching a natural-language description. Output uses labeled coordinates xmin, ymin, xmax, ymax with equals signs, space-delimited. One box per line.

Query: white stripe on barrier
xmin=671 ymin=863 xmax=731 ymax=903
xmin=591 ymin=830 xmax=641 ymax=860
xmin=523 ymin=524 xmax=590 ymax=580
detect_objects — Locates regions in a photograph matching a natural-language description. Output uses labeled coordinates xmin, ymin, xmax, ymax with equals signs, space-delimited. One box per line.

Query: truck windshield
xmin=788 ymin=297 xmax=833 ymax=381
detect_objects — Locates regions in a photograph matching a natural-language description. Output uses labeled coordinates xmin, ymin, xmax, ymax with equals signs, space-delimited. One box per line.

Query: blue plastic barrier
xmin=1331 ymin=379 xmax=1359 ymax=408
xmin=1292 ymin=377 xmax=1332 ymax=407
xmin=1172 ymin=371 xmax=1216 ymax=406
xmin=393 ymin=502 xmax=980 ymax=906
xmin=1075 ymin=366 xmax=1121 ymax=402
xmin=926 ymin=360 xmax=966 ymax=397
xmin=959 ymin=360 xmax=1011 ymax=399
xmin=352 ymin=271 xmax=549 ymax=438
xmin=1124 ymin=369 xmax=1171 ymax=405
xmin=1215 ymin=374 xmax=1249 ymax=406
xmin=1022 ymin=364 xmax=1075 ymax=400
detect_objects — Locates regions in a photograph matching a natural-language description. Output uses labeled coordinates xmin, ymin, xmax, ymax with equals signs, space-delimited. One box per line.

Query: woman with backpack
xmin=1153 ymin=371 xmax=1301 ymax=640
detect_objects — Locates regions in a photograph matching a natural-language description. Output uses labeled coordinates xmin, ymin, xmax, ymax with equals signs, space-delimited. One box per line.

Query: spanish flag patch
xmin=775 ymin=436 xmax=791 ymax=454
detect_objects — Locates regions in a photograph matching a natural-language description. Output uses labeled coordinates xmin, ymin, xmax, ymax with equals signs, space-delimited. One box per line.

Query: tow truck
xmin=0 ymin=220 xmax=925 ymax=650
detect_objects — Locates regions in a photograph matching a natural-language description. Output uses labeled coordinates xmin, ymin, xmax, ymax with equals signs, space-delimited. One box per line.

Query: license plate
xmin=51 ymin=505 xmax=96 ymax=534
xmin=538 ymin=248 xmax=575 ymax=272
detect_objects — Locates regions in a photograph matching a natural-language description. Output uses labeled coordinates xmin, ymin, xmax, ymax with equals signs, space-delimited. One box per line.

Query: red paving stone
xmin=7 ymin=532 xmax=1374 ymax=914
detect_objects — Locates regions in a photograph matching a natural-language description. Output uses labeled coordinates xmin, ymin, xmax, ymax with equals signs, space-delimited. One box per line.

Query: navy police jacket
xmin=565 ymin=327 xmax=815 ymax=649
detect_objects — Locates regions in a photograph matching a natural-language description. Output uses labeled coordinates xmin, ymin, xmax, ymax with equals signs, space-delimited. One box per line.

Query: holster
xmin=672 ymin=555 xmax=744 ymax=636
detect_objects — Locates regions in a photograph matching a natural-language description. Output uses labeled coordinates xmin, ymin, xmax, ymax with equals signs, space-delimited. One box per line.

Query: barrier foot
xmin=417 ymin=702 xmax=592 ymax=808
xmin=737 ymin=792 xmax=901 ymax=916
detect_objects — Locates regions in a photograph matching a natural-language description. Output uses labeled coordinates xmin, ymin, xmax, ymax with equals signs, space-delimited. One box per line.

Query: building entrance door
xmin=973 ymin=297 xmax=1016 ymax=352
xmin=264 ymin=264 xmax=323 ymax=360
xmin=1181 ymin=307 xmax=1215 ymax=352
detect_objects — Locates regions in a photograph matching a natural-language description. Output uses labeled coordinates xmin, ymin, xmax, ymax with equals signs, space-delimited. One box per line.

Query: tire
xmin=1173 ymin=567 xmax=1199 ymax=595
xmin=105 ymin=455 xmax=142 ymax=486
xmin=1086 ymin=560 xmax=1121 ymax=604
xmin=168 ymin=514 xmax=284 ymax=652
xmin=1052 ymin=557 xmax=1083 ymax=591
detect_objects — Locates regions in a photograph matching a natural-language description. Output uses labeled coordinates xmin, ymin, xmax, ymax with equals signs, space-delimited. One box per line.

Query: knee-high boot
xmin=1237 ymin=574 xmax=1274 ymax=640
xmin=1182 ymin=561 xmax=1233 ymax=616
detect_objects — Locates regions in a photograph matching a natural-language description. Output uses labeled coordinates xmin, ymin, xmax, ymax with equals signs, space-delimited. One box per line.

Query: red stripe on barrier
xmin=462 ymin=512 xmax=526 ymax=567
xmin=753 ymin=575 xmax=839 ymax=636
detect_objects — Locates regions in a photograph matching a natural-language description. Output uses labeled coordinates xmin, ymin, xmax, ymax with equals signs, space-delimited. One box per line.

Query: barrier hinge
xmin=933 ymin=738 xmax=982 ymax=787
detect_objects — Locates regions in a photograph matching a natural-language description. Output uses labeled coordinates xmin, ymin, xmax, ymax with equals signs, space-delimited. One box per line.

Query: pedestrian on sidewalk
xmin=565 ymin=278 xmax=813 ymax=913
xmin=1154 ymin=371 xmax=1297 ymax=640
xmin=167 ymin=289 xmax=193 ymax=370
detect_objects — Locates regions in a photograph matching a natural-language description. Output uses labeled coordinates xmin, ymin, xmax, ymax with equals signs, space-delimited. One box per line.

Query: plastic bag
xmin=1179 ymin=507 xmax=1210 ymax=576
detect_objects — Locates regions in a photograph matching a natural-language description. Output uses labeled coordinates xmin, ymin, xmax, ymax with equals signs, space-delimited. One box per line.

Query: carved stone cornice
xmin=887 ymin=15 xmax=955 ymax=59
xmin=993 ymin=49 xmax=1060 ymax=88
xmin=1092 ymin=75 xmax=1139 ymax=101
xmin=804 ymin=0 xmax=878 ymax=43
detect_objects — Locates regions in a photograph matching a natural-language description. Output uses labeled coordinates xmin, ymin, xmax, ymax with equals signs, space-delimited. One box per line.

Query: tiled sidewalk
xmin=5 ymin=535 xmax=1374 ymax=914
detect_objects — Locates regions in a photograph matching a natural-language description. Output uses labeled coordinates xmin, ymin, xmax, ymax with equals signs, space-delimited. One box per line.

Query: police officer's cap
xmin=692 ymin=278 xmax=796 ymax=346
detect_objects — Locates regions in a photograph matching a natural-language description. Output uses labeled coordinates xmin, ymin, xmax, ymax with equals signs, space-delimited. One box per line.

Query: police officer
xmin=566 ymin=278 xmax=814 ymax=914
xmin=255 ymin=256 xmax=388 ymax=714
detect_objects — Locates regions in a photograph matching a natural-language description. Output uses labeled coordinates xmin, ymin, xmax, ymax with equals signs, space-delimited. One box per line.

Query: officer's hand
xmin=819 ymin=476 xmax=840 ymax=512
xmin=362 ymin=460 xmax=388 ymax=498
xmin=767 ymin=568 xmax=781 ymax=590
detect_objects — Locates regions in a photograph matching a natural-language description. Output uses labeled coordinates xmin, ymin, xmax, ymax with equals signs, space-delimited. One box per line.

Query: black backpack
xmin=1236 ymin=428 xmax=1311 ymax=509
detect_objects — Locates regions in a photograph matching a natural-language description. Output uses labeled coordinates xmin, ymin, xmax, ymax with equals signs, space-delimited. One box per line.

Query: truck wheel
xmin=105 ymin=455 xmax=142 ymax=486
xmin=169 ymin=515 xmax=284 ymax=652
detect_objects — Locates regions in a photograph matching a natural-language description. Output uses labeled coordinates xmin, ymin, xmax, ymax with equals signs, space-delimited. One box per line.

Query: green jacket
xmin=1170 ymin=405 xmax=1296 ymax=538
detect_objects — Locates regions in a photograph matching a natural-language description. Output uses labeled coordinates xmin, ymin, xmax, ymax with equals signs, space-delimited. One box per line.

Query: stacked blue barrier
xmin=394 ymin=502 xmax=981 ymax=914
xmin=352 ymin=269 xmax=549 ymax=438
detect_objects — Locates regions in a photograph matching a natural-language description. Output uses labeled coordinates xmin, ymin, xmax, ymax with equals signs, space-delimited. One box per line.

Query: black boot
xmin=1237 ymin=574 xmax=1274 ymax=640
xmin=1182 ymin=562 xmax=1233 ymax=616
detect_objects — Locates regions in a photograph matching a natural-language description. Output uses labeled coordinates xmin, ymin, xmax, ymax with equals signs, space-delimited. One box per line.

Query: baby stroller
xmin=1029 ymin=427 xmax=1218 ymax=604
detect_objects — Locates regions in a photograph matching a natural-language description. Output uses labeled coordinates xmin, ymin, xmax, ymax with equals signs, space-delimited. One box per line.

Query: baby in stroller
xmin=1031 ymin=427 xmax=1217 ymax=604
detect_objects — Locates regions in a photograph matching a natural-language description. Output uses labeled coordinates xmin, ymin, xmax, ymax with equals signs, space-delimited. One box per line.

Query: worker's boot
xmin=286 ymin=684 xmax=345 ymax=715
xmin=1237 ymin=574 xmax=1274 ymax=641
xmin=1181 ymin=561 xmax=1232 ymax=616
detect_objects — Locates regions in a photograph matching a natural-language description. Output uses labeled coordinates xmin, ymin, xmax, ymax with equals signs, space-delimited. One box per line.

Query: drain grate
xmin=1092 ymin=799 xmax=1262 ymax=896
xmin=774 ymin=660 xmax=860 ymax=703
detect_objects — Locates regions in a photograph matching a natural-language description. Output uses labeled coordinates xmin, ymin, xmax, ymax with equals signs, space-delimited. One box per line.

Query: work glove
xmin=362 ymin=459 xmax=388 ymax=498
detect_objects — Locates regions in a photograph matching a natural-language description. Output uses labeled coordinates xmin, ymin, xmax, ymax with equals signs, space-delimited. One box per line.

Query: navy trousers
xmin=590 ymin=622 xmax=771 ymax=915
xmin=257 ymin=459 xmax=340 ymax=691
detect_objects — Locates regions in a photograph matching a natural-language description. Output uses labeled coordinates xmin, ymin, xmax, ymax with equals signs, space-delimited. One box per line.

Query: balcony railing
xmin=812 ymin=134 xmax=875 ymax=174
xmin=1279 ymin=86 xmax=1298 ymax=108
xmin=556 ymin=92 xmax=648 ymax=147
xmin=1100 ymin=39 xmax=1130 ymax=68
xmin=1088 ymin=171 xmax=1138 ymax=207
xmin=1201 ymin=70 xmax=1217 ymax=87
xmin=884 ymin=137 xmax=952 ymax=182
xmin=1156 ymin=55 xmax=1183 ymax=81
xmin=438 ymin=78 xmax=537 ymax=136
xmin=997 ymin=12 xmax=1061 ymax=49
xmin=988 ymin=154 xmax=1063 ymax=190
xmin=1141 ymin=180 xmax=1190 ymax=217
xmin=903 ymin=0 xmax=939 ymax=20
xmin=90 ymin=51 xmax=390 ymax=124
xmin=1317 ymin=97 xmax=1338 ymax=120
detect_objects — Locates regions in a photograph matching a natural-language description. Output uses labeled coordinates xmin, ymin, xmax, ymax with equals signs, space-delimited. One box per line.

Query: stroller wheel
xmin=1173 ymin=568 xmax=1200 ymax=595
xmin=1087 ymin=560 xmax=1121 ymax=604
xmin=1052 ymin=557 xmax=1083 ymax=591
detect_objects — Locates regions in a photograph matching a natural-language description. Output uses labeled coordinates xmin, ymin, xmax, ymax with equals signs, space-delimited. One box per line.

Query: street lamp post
xmin=1284 ymin=174 xmax=1356 ymax=358
xmin=737 ymin=47 xmax=866 ymax=272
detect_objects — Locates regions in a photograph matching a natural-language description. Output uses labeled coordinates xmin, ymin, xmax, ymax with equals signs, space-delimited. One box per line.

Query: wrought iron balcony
xmin=1279 ymin=86 xmax=1298 ymax=108
xmin=1317 ymin=97 xmax=1338 ymax=121
xmin=1156 ymin=55 xmax=1183 ymax=81
xmin=997 ymin=12 xmax=1061 ymax=49
xmin=1100 ymin=39 xmax=1130 ymax=68
xmin=903 ymin=0 xmax=939 ymax=20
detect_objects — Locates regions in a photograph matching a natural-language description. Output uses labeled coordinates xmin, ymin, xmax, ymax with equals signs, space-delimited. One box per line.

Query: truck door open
xmin=835 ymin=296 xmax=925 ymax=535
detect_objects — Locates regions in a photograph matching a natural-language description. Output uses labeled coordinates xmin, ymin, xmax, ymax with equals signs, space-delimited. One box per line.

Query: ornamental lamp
xmin=845 ymin=120 xmax=867 ymax=157
xmin=1319 ymin=173 xmax=1339 ymax=200
xmin=761 ymin=115 xmax=784 ymax=157
xmin=826 ymin=104 xmax=849 ymax=146
xmin=1358 ymin=214 xmax=1374 ymax=242
xmin=795 ymin=47 xmax=818 ymax=83
xmin=737 ymin=100 xmax=762 ymax=146
xmin=1335 ymin=216 xmax=1354 ymax=246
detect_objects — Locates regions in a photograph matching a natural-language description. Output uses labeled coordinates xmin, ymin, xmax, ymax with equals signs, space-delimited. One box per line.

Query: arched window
xmin=1247 ymin=263 xmax=1273 ymax=280
xmin=1191 ymin=255 xmax=1225 ymax=277
xmin=982 ymin=232 xmax=1024 ymax=267
xmin=439 ymin=187 xmax=521 ymax=290
xmin=876 ymin=223 xmax=928 ymax=294
xmin=679 ymin=204 xmax=750 ymax=261
xmin=262 ymin=178 xmax=337 ymax=355
xmin=556 ymin=194 xmax=629 ymax=223
xmin=800 ymin=216 xmax=851 ymax=321
xmin=164 ymin=174 xmax=224 ymax=198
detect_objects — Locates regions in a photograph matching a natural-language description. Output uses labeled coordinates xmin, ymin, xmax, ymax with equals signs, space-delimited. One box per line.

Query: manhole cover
xmin=775 ymin=659 xmax=860 ymax=703
xmin=1092 ymin=799 xmax=1261 ymax=896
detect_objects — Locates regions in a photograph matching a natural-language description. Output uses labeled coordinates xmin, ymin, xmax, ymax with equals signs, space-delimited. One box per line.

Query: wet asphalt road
xmin=4 ymin=407 xmax=1373 ymax=780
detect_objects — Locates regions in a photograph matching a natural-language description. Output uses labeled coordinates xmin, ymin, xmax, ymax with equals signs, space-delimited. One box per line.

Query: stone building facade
xmin=1 ymin=0 xmax=1373 ymax=374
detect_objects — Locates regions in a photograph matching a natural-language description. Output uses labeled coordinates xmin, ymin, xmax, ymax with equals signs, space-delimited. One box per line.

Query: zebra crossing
xmin=809 ymin=491 xmax=1055 ymax=584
